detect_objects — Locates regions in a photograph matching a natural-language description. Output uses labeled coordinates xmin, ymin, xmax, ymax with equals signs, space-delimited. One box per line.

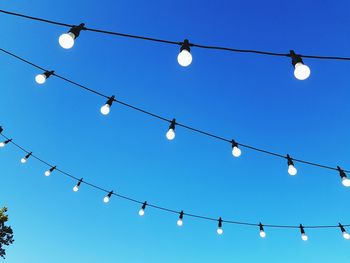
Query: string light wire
xmin=0 ymin=130 xmax=349 ymax=231
xmin=1 ymin=9 xmax=350 ymax=61
xmin=0 ymin=47 xmax=349 ymax=177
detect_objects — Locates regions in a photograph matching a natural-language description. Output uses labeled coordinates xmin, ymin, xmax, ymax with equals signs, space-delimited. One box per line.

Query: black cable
xmin=1 ymin=133 xmax=349 ymax=229
xmin=2 ymin=9 xmax=350 ymax=61
xmin=0 ymin=47 xmax=349 ymax=175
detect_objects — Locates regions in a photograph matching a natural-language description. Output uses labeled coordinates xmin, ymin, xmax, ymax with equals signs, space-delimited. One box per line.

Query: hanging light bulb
xmin=259 ymin=223 xmax=266 ymax=238
xmin=44 ymin=166 xmax=56 ymax=177
xmin=103 ymin=191 xmax=113 ymax=203
xmin=300 ymin=224 xmax=308 ymax=241
xmin=73 ymin=178 xmax=83 ymax=192
xmin=287 ymin=154 xmax=297 ymax=176
xmin=0 ymin=139 xmax=12 ymax=148
xmin=35 ymin=70 xmax=54 ymax=84
xmin=217 ymin=217 xmax=224 ymax=235
xmin=59 ymin=23 xmax=85 ymax=49
xmin=177 ymin=39 xmax=192 ymax=67
xmin=138 ymin=201 xmax=147 ymax=216
xmin=20 ymin=152 xmax=32 ymax=164
xmin=339 ymin=223 xmax=350 ymax=239
xmin=100 ymin=95 xmax=115 ymax=115
xmin=177 ymin=211 xmax=184 ymax=226
xmin=166 ymin=119 xmax=176 ymax=140
xmin=290 ymin=50 xmax=311 ymax=80
xmin=337 ymin=166 xmax=350 ymax=187
xmin=231 ymin=140 xmax=241 ymax=157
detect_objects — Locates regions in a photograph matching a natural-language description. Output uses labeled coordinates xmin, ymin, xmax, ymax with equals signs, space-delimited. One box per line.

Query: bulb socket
xmin=77 ymin=178 xmax=83 ymax=187
xmin=339 ymin=223 xmax=346 ymax=233
xmin=299 ymin=224 xmax=306 ymax=234
xmin=337 ymin=166 xmax=347 ymax=179
xmin=106 ymin=95 xmax=115 ymax=107
xmin=68 ymin=23 xmax=85 ymax=38
xmin=179 ymin=210 xmax=184 ymax=220
xmin=290 ymin=50 xmax=304 ymax=66
xmin=180 ymin=39 xmax=191 ymax=52
xmin=259 ymin=222 xmax=264 ymax=232
xmin=107 ymin=191 xmax=113 ymax=198
xmin=169 ymin=118 xmax=176 ymax=130
xmin=141 ymin=201 xmax=147 ymax=210
xmin=218 ymin=217 xmax=223 ymax=228
xmin=49 ymin=166 xmax=57 ymax=172
xmin=286 ymin=154 xmax=294 ymax=166
xmin=43 ymin=70 xmax=55 ymax=79
xmin=231 ymin=140 xmax=239 ymax=148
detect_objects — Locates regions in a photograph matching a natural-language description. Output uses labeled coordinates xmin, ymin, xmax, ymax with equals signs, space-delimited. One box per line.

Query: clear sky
xmin=1 ymin=1 xmax=350 ymax=262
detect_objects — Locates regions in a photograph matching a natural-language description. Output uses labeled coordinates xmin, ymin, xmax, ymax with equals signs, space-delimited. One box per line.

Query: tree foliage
xmin=0 ymin=207 xmax=14 ymax=259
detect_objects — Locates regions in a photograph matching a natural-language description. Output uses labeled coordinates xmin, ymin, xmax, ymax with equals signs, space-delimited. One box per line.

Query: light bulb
xmin=301 ymin=233 xmax=308 ymax=241
xmin=342 ymin=177 xmax=350 ymax=187
xmin=232 ymin=146 xmax=241 ymax=157
xmin=138 ymin=208 xmax=145 ymax=216
xmin=44 ymin=170 xmax=51 ymax=177
xmin=103 ymin=196 xmax=110 ymax=203
xmin=0 ymin=142 xmax=5 ymax=148
xmin=35 ymin=74 xmax=47 ymax=84
xmin=294 ymin=62 xmax=311 ymax=80
xmin=177 ymin=219 xmax=183 ymax=226
xmin=217 ymin=228 xmax=223 ymax=235
xmin=288 ymin=164 xmax=297 ymax=176
xmin=21 ymin=158 xmax=27 ymax=164
xmin=166 ymin=128 xmax=175 ymax=140
xmin=343 ymin=232 xmax=350 ymax=240
xmin=100 ymin=104 xmax=110 ymax=115
xmin=260 ymin=230 xmax=266 ymax=238
xmin=73 ymin=185 xmax=79 ymax=192
xmin=177 ymin=50 xmax=192 ymax=67
xmin=59 ymin=32 xmax=75 ymax=49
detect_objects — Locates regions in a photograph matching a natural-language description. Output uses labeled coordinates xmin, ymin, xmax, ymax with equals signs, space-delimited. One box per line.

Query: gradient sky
xmin=1 ymin=1 xmax=350 ymax=262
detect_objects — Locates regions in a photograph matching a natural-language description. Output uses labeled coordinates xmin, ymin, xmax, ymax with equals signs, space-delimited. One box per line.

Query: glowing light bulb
xmin=217 ymin=217 xmax=223 ymax=235
xmin=177 ymin=219 xmax=183 ymax=226
xmin=44 ymin=166 xmax=56 ymax=177
xmin=73 ymin=185 xmax=79 ymax=192
xmin=100 ymin=104 xmax=110 ymax=115
xmin=44 ymin=170 xmax=51 ymax=177
xmin=177 ymin=50 xmax=192 ymax=67
xmin=138 ymin=208 xmax=145 ymax=216
xmin=342 ymin=177 xmax=350 ymax=187
xmin=21 ymin=158 xmax=27 ymax=164
xmin=343 ymin=232 xmax=350 ymax=240
xmin=59 ymin=32 xmax=75 ymax=49
xmin=301 ymin=233 xmax=308 ymax=241
xmin=104 ymin=191 xmax=113 ymax=203
xmin=339 ymin=223 xmax=350 ymax=239
xmin=100 ymin=95 xmax=115 ymax=116
xmin=217 ymin=228 xmax=223 ymax=235
xmin=35 ymin=74 xmax=47 ymax=84
xmin=177 ymin=39 xmax=192 ymax=67
xmin=294 ymin=62 xmax=311 ymax=80
xmin=166 ymin=128 xmax=175 ymax=140
xmin=232 ymin=146 xmax=241 ymax=157
xmin=20 ymin=152 xmax=32 ymax=164
xmin=260 ymin=230 xmax=266 ymax=238
xmin=288 ymin=164 xmax=297 ymax=176
xmin=0 ymin=142 xmax=4 ymax=148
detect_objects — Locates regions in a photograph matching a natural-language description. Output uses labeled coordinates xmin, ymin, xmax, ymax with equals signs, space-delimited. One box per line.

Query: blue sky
xmin=1 ymin=1 xmax=350 ymax=262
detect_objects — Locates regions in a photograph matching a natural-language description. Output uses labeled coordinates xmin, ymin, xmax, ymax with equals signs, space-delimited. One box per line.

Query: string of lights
xmin=1 ymin=47 xmax=350 ymax=187
xmin=0 ymin=127 xmax=349 ymax=240
xmin=2 ymin=9 xmax=350 ymax=80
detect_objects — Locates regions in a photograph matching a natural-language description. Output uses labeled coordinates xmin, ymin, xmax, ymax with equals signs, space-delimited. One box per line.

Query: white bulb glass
xmin=138 ymin=209 xmax=145 ymax=216
xmin=44 ymin=170 xmax=51 ymax=177
xmin=177 ymin=219 xmax=183 ymax=226
xmin=288 ymin=165 xmax=297 ymax=176
xmin=59 ymin=32 xmax=75 ymax=49
xmin=0 ymin=142 xmax=6 ymax=148
xmin=260 ymin=230 xmax=266 ymax=238
xmin=21 ymin=158 xmax=27 ymax=164
xmin=177 ymin=50 xmax=192 ymax=67
xmin=166 ymin=128 xmax=175 ymax=140
xmin=217 ymin=228 xmax=223 ymax=235
xmin=35 ymin=74 xmax=46 ymax=84
xmin=232 ymin=146 xmax=241 ymax=157
xmin=100 ymin=104 xmax=111 ymax=115
xmin=343 ymin=232 xmax=350 ymax=240
xmin=301 ymin=233 xmax=308 ymax=241
xmin=342 ymin=177 xmax=350 ymax=187
xmin=103 ymin=196 xmax=110 ymax=203
xmin=73 ymin=185 xmax=79 ymax=192
xmin=294 ymin=62 xmax=311 ymax=80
